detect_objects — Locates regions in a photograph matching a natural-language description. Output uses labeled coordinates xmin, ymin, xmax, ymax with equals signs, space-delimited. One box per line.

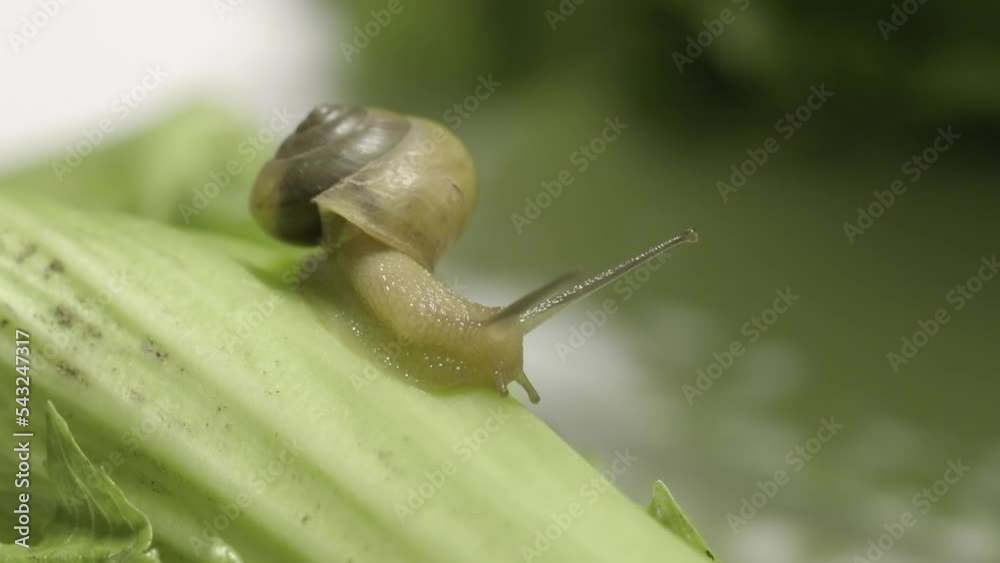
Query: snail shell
xmin=250 ymin=104 xmax=476 ymax=270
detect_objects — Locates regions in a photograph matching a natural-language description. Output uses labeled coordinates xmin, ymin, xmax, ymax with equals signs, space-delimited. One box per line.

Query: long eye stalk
xmin=507 ymin=228 xmax=699 ymax=333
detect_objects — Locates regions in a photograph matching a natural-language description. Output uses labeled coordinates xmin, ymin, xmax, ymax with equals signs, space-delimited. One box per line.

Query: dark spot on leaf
xmin=301 ymin=514 xmax=310 ymax=525
xmin=706 ymin=550 xmax=715 ymax=560
xmin=57 ymin=363 xmax=83 ymax=384
xmin=54 ymin=306 xmax=75 ymax=327
xmin=142 ymin=339 xmax=168 ymax=361
xmin=44 ymin=259 xmax=65 ymax=279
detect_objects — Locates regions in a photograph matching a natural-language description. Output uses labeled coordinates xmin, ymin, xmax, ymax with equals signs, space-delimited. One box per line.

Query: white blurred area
xmin=0 ymin=0 xmax=338 ymax=173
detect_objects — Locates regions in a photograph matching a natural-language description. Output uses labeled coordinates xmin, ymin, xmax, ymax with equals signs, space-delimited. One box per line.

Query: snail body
xmin=336 ymin=234 xmax=524 ymax=393
xmin=251 ymin=104 xmax=698 ymax=403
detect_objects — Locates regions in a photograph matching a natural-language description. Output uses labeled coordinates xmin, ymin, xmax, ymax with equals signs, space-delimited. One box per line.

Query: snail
xmin=250 ymin=104 xmax=698 ymax=403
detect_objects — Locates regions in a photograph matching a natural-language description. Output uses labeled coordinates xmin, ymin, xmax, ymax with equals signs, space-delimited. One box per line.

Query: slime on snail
xmin=250 ymin=104 xmax=698 ymax=403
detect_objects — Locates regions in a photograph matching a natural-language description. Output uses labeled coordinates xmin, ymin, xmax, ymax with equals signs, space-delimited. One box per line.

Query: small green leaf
xmin=0 ymin=402 xmax=162 ymax=562
xmin=646 ymin=480 xmax=717 ymax=561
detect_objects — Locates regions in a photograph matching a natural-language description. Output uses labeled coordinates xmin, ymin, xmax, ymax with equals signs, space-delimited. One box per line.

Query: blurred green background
xmin=2 ymin=1 xmax=997 ymax=561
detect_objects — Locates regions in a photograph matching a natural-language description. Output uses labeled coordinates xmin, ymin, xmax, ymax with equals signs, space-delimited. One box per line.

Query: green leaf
xmin=0 ymin=104 xmax=279 ymax=245
xmin=646 ymin=480 xmax=717 ymax=561
xmin=0 ymin=402 xmax=161 ymax=562
xmin=0 ymin=193 xmax=710 ymax=562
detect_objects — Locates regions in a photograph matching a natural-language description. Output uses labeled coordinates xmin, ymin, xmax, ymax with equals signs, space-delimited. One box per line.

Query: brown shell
xmin=250 ymin=104 xmax=477 ymax=269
